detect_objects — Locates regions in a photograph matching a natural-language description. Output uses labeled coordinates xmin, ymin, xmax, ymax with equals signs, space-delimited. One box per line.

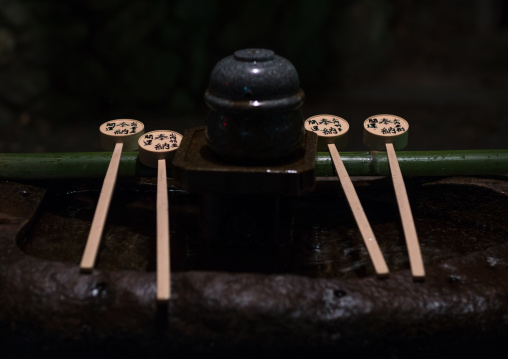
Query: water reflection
xmin=21 ymin=178 xmax=508 ymax=279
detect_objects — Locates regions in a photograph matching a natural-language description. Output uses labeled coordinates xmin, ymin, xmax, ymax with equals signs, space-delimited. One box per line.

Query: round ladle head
xmin=363 ymin=114 xmax=409 ymax=151
xmin=138 ymin=130 xmax=183 ymax=168
xmin=99 ymin=119 xmax=145 ymax=151
xmin=304 ymin=114 xmax=349 ymax=151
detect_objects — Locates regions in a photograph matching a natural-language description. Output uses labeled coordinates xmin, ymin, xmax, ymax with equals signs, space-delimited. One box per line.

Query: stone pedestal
xmin=172 ymin=126 xmax=317 ymax=245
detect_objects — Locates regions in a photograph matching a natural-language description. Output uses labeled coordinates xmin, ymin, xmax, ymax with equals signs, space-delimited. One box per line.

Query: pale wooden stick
xmin=386 ymin=143 xmax=425 ymax=279
xmin=80 ymin=142 xmax=123 ymax=273
xmin=156 ymin=158 xmax=171 ymax=301
xmin=138 ymin=130 xmax=182 ymax=302
xmin=328 ymin=144 xmax=389 ymax=277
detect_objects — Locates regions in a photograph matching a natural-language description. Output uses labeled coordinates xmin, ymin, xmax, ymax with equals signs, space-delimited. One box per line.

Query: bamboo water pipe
xmin=0 ymin=150 xmax=506 ymax=180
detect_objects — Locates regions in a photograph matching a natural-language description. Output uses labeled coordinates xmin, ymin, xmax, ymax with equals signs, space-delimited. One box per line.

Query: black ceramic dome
xmin=204 ymin=48 xmax=304 ymax=112
xmin=204 ymin=48 xmax=306 ymax=162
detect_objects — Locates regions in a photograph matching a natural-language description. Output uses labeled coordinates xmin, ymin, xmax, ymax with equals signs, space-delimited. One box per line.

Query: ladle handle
xmin=80 ymin=142 xmax=123 ymax=272
xmin=157 ymin=158 xmax=171 ymax=301
xmin=386 ymin=143 xmax=425 ymax=279
xmin=328 ymin=144 xmax=389 ymax=277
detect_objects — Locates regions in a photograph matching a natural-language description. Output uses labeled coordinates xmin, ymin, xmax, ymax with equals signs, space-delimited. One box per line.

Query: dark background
xmin=0 ymin=0 xmax=507 ymax=152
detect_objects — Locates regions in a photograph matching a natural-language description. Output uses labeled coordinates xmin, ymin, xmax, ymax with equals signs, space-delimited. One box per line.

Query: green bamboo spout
xmin=0 ymin=150 xmax=506 ymax=180
xmin=315 ymin=150 xmax=508 ymax=177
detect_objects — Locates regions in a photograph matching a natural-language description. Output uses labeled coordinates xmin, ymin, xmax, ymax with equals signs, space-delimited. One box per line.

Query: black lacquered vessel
xmin=204 ymin=48 xmax=305 ymax=162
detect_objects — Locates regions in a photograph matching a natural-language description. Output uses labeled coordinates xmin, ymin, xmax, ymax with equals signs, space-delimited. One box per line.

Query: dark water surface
xmin=21 ymin=177 xmax=508 ymax=279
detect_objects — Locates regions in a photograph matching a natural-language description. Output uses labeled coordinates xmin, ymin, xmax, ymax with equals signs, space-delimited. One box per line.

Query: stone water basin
xmin=1 ymin=176 xmax=508 ymax=357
